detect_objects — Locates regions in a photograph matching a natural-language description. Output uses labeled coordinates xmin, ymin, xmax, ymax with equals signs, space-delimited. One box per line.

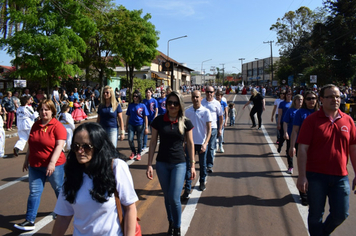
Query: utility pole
xmin=263 ymin=41 xmax=274 ymax=82
xmin=220 ymin=63 xmax=225 ymax=85
xmin=239 ymin=58 xmax=245 ymax=84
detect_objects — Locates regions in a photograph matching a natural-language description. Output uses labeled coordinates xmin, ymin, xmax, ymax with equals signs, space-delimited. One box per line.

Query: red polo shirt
xmin=297 ymin=108 xmax=356 ymax=176
xmin=28 ymin=118 xmax=67 ymax=167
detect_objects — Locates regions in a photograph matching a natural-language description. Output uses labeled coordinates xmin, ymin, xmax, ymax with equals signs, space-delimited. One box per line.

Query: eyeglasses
xmin=192 ymin=96 xmax=200 ymax=99
xmin=167 ymin=101 xmax=180 ymax=107
xmin=133 ymin=95 xmax=138 ymax=98
xmin=72 ymin=143 xmax=94 ymax=153
xmin=324 ymin=95 xmax=340 ymax=100
xmin=104 ymin=92 xmax=110 ymax=94
xmin=206 ymin=91 xmax=214 ymax=94
xmin=305 ymin=97 xmax=317 ymax=101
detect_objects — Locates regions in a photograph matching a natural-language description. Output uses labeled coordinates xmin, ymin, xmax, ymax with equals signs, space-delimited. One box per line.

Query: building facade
xmin=241 ymin=57 xmax=280 ymax=86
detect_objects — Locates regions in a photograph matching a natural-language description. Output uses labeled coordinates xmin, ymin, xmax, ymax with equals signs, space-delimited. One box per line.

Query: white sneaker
xmin=286 ymin=168 xmax=293 ymax=174
xmin=220 ymin=146 xmax=224 ymax=153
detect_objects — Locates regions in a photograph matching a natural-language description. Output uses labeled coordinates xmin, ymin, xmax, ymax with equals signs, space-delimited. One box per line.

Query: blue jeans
xmin=104 ymin=127 xmax=118 ymax=148
xmin=207 ymin=128 xmax=217 ymax=169
xmin=26 ymin=164 xmax=64 ymax=223
xmin=128 ymin=124 xmax=144 ymax=155
xmin=218 ymin=119 xmax=225 ymax=148
xmin=307 ymin=172 xmax=349 ymax=236
xmin=142 ymin=121 xmax=152 ymax=149
xmin=229 ymin=116 xmax=235 ymax=126
xmin=156 ymin=161 xmax=186 ymax=228
xmin=184 ymin=145 xmax=207 ymax=192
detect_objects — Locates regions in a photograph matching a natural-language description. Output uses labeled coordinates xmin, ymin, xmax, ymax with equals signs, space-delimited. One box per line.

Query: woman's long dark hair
xmin=63 ymin=122 xmax=117 ymax=203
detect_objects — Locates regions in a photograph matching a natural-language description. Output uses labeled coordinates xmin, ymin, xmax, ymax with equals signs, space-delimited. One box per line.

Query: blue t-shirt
xmin=293 ymin=108 xmax=315 ymax=127
xmin=143 ymin=98 xmax=158 ymax=122
xmin=282 ymin=107 xmax=298 ymax=136
xmin=68 ymin=95 xmax=74 ymax=102
xmin=73 ymin=92 xmax=79 ymax=100
xmin=126 ymin=103 xmax=149 ymax=126
xmin=278 ymin=101 xmax=292 ymax=123
xmin=157 ymin=97 xmax=167 ymax=115
xmin=218 ymin=100 xmax=228 ymax=120
xmin=97 ymin=104 xmax=123 ymax=129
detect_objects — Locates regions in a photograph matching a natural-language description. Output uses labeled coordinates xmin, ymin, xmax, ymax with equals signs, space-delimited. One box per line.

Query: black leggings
xmin=250 ymin=106 xmax=263 ymax=127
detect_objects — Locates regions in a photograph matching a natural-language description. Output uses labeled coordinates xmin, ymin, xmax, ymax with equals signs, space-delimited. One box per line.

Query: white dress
xmin=15 ymin=105 xmax=39 ymax=151
xmin=59 ymin=112 xmax=75 ymax=151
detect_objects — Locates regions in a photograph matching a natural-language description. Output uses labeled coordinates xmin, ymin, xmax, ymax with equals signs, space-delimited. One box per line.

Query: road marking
xmin=0 ymin=175 xmax=28 ymax=191
xmin=243 ymin=95 xmax=309 ymax=232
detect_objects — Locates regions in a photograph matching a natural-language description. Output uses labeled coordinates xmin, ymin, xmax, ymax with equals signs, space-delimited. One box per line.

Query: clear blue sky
xmin=0 ymin=0 xmax=324 ymax=74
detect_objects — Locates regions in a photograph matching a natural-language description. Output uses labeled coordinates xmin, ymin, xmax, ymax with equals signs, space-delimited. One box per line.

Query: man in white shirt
xmin=202 ymin=86 xmax=223 ymax=173
xmin=182 ymin=90 xmax=212 ymax=200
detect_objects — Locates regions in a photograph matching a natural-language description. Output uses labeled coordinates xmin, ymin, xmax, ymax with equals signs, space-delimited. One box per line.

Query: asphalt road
xmin=1 ymin=93 xmax=356 ymax=236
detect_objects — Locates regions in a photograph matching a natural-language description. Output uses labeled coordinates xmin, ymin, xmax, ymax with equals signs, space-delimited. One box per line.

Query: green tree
xmin=113 ymin=6 xmax=159 ymax=102
xmin=0 ymin=0 xmax=96 ymax=95
xmin=311 ymin=0 xmax=356 ymax=84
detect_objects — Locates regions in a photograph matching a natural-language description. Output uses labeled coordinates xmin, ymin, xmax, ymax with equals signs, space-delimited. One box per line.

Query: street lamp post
xmin=167 ymin=35 xmax=187 ymax=91
xmin=201 ymin=59 xmax=212 ymax=85
xmin=239 ymin=58 xmax=245 ymax=84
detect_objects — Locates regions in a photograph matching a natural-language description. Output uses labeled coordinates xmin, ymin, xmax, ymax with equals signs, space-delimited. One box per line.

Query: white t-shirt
xmin=222 ymin=97 xmax=227 ymax=104
xmin=273 ymin=98 xmax=283 ymax=115
xmin=201 ymin=98 xmax=223 ymax=129
xmin=185 ymin=106 xmax=212 ymax=145
xmin=54 ymin=158 xmax=138 ymax=236
xmin=120 ymin=88 xmax=127 ymax=97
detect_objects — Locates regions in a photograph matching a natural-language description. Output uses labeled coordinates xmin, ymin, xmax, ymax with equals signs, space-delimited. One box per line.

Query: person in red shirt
xmin=297 ymin=84 xmax=356 ymax=236
xmin=14 ymin=99 xmax=67 ymax=231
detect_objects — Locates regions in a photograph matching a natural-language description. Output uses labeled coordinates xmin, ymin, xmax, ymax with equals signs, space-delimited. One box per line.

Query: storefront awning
xmin=151 ymin=71 xmax=168 ymax=80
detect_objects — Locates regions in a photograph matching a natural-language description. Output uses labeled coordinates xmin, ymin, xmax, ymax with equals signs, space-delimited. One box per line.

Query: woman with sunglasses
xmin=97 ymin=86 xmax=125 ymax=148
xmin=126 ymin=90 xmax=149 ymax=161
xmin=52 ymin=122 xmax=139 ymax=236
xmin=14 ymin=99 xmax=67 ymax=231
xmin=289 ymin=90 xmax=319 ymax=206
xmin=146 ymin=91 xmax=195 ymax=236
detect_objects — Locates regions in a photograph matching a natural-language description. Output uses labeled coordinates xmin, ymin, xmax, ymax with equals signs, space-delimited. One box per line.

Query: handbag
xmin=112 ymin=160 xmax=142 ymax=236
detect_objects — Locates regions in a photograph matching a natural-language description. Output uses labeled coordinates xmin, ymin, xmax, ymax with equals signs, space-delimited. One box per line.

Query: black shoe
xmin=173 ymin=227 xmax=181 ymax=236
xmin=14 ymin=220 xmax=35 ymax=231
xmin=181 ymin=190 xmax=190 ymax=201
xmin=251 ymin=125 xmax=256 ymax=128
xmin=207 ymin=167 xmax=213 ymax=173
xmin=167 ymin=221 xmax=174 ymax=236
xmin=199 ymin=182 xmax=206 ymax=191
xmin=301 ymin=195 xmax=308 ymax=206
xmin=277 ymin=146 xmax=281 ymax=153
xmin=13 ymin=147 xmax=19 ymax=157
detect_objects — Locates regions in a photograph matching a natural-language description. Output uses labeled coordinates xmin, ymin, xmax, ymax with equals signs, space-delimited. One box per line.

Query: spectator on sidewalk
xmin=297 ymin=84 xmax=356 ymax=236
xmin=2 ymin=91 xmax=16 ymax=131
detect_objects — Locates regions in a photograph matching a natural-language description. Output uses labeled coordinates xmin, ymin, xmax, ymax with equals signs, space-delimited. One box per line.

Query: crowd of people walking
xmin=5 ymin=82 xmax=356 ymax=236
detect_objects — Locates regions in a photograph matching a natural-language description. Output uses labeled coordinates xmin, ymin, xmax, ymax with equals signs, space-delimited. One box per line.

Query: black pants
xmin=250 ymin=106 xmax=263 ymax=127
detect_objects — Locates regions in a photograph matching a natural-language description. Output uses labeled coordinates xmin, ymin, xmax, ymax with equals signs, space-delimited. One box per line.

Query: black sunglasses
xmin=167 ymin=101 xmax=180 ymax=107
xmin=72 ymin=143 xmax=94 ymax=153
xmin=133 ymin=95 xmax=138 ymax=98
xmin=206 ymin=91 xmax=214 ymax=94
xmin=305 ymin=97 xmax=317 ymax=101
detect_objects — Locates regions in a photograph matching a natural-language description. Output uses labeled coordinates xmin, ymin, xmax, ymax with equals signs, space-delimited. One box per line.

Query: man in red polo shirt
xmin=297 ymin=84 xmax=356 ymax=236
